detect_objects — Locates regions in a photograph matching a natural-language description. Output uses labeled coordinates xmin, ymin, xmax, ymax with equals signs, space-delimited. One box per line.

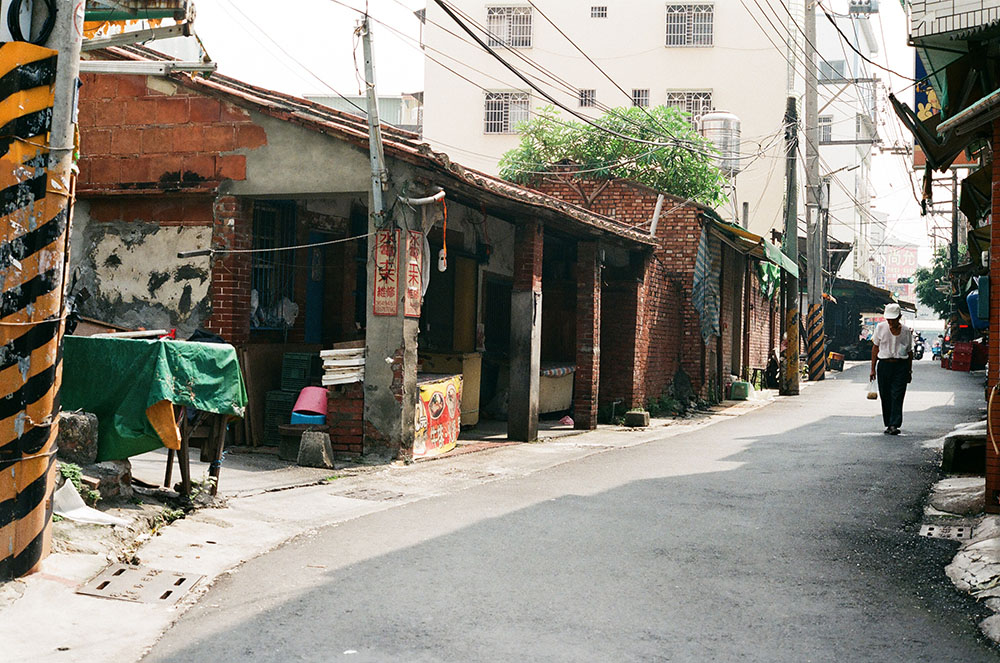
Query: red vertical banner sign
xmin=404 ymin=231 xmax=423 ymax=318
xmin=373 ymin=229 xmax=400 ymax=316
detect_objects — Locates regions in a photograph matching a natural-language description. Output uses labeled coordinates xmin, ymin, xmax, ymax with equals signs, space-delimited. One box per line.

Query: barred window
xmin=591 ymin=6 xmax=607 ymax=17
xmin=487 ymin=6 xmax=532 ymax=48
xmin=484 ymin=91 xmax=530 ymax=133
xmin=251 ymin=201 xmax=297 ymax=330
xmin=632 ymin=89 xmax=650 ymax=107
xmin=818 ymin=115 xmax=833 ymax=143
xmin=665 ymin=90 xmax=713 ymax=123
xmin=665 ymin=4 xmax=714 ymax=47
xmin=579 ymin=89 xmax=597 ymax=107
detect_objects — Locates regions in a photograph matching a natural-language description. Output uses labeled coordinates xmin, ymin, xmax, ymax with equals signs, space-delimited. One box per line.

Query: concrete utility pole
xmin=781 ymin=96 xmax=800 ymax=396
xmin=360 ymin=16 xmax=419 ymax=460
xmin=949 ymin=170 xmax=959 ymax=324
xmin=804 ymin=0 xmax=825 ymax=382
xmin=360 ymin=16 xmax=387 ymax=222
xmin=0 ymin=0 xmax=84 ymax=581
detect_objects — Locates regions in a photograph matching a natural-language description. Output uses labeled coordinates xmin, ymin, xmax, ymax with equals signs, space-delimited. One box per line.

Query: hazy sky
xmin=187 ymin=0 xmax=930 ymax=262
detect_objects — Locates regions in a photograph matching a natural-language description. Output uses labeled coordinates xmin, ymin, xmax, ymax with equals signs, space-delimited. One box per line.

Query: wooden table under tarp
xmin=62 ymin=336 xmax=248 ymax=495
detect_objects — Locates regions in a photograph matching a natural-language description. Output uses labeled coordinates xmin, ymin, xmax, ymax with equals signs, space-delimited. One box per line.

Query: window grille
xmin=665 ymin=90 xmax=713 ymax=123
xmin=818 ymin=115 xmax=833 ymax=143
xmin=484 ymin=91 xmax=530 ymax=133
xmin=251 ymin=201 xmax=297 ymax=330
xmin=665 ymin=4 xmax=713 ymax=47
xmin=487 ymin=6 xmax=532 ymax=48
xmin=591 ymin=6 xmax=607 ymax=18
xmin=632 ymin=89 xmax=650 ymax=107
xmin=579 ymin=89 xmax=597 ymax=107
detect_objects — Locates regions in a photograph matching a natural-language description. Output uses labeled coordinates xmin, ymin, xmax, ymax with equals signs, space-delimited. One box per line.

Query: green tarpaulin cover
xmin=62 ymin=337 xmax=248 ymax=461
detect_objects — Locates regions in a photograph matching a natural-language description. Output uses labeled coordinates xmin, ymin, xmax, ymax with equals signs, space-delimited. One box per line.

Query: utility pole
xmin=949 ymin=169 xmax=959 ymax=324
xmin=1 ymin=0 xmax=84 ymax=580
xmin=360 ymin=16 xmax=387 ymax=223
xmin=804 ymin=0 xmax=826 ymax=382
xmin=781 ymin=96 xmax=800 ymax=396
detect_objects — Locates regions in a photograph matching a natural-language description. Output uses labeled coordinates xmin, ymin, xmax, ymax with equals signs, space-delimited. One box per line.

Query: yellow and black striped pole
xmin=0 ymin=41 xmax=69 ymax=581
xmin=806 ymin=302 xmax=826 ymax=381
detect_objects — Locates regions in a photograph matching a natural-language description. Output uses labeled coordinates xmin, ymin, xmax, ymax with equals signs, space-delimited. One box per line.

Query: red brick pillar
xmin=574 ymin=241 xmax=601 ymax=429
xmin=509 ymin=221 xmax=543 ymax=441
xmin=205 ymin=195 xmax=252 ymax=345
xmin=327 ymin=383 xmax=364 ymax=456
xmin=987 ymin=119 xmax=1000 ymax=512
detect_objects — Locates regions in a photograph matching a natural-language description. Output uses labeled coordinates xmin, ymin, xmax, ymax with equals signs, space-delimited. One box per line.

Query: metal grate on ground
xmin=919 ymin=523 xmax=974 ymax=541
xmin=76 ymin=564 xmax=204 ymax=604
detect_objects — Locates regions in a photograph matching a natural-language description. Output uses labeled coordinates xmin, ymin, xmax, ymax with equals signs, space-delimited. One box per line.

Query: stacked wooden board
xmin=321 ymin=347 xmax=365 ymax=385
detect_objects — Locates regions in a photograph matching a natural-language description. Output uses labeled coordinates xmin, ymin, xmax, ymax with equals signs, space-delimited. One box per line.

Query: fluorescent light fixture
xmin=82 ymin=23 xmax=192 ymax=51
xmin=78 ymin=60 xmax=217 ymax=75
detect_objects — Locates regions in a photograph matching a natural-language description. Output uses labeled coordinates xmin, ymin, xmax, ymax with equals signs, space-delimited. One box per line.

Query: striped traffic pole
xmin=807 ymin=302 xmax=826 ymax=381
xmin=0 ymin=41 xmax=69 ymax=581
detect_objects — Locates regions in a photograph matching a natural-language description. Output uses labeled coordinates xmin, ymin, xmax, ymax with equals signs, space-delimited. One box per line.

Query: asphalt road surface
xmin=145 ymin=361 xmax=999 ymax=662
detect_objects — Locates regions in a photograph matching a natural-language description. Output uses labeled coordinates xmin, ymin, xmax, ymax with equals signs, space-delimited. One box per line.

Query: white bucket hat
xmin=884 ymin=303 xmax=901 ymax=320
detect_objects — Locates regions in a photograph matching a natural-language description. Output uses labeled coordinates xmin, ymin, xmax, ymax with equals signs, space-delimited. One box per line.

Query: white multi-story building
xmin=421 ymin=0 xmax=799 ymax=234
xmin=814 ymin=1 xmax=881 ymax=280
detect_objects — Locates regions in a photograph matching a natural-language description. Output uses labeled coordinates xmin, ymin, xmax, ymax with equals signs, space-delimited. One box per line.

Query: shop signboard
xmin=404 ymin=230 xmax=423 ymax=318
xmin=413 ymin=375 xmax=462 ymax=458
xmin=913 ymin=54 xmax=977 ymax=168
xmin=373 ymin=229 xmax=399 ymax=316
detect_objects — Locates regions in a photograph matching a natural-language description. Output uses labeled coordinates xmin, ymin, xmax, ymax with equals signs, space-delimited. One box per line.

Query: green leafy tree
xmin=914 ymin=246 xmax=966 ymax=318
xmin=498 ymin=106 xmax=728 ymax=208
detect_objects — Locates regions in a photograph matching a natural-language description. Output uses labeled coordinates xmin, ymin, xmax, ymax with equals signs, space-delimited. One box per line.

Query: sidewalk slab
xmin=1 ymin=398 xmax=774 ymax=663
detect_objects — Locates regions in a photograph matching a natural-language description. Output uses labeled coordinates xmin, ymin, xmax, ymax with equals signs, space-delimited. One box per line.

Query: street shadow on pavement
xmin=142 ymin=363 xmax=999 ymax=663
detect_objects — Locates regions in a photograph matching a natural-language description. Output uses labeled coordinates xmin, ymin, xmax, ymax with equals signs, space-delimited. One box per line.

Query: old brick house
xmin=529 ymin=177 xmax=793 ymax=406
xmin=72 ymin=46 xmax=668 ymax=459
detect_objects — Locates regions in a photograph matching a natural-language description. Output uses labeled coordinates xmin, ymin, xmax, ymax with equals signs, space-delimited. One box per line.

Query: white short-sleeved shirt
xmin=872 ymin=321 xmax=913 ymax=359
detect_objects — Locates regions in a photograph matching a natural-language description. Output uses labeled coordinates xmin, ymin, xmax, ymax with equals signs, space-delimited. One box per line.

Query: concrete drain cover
xmin=76 ymin=564 xmax=204 ymax=604
xmin=919 ymin=524 xmax=973 ymax=541
xmin=335 ymin=487 xmax=404 ymax=501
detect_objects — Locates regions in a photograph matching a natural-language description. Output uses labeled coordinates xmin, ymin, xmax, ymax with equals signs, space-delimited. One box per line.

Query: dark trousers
xmin=877 ymin=360 xmax=908 ymax=428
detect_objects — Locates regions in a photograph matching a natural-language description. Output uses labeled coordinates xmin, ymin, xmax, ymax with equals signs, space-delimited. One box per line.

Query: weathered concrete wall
xmin=71 ymin=200 xmax=212 ymax=335
xmin=225 ymin=113 xmax=371 ymax=197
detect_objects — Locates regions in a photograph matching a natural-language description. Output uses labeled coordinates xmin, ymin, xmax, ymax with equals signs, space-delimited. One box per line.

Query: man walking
xmin=869 ymin=303 xmax=913 ymax=435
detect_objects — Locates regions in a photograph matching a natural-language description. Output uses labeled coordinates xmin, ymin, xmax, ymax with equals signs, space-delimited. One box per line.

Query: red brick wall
xmin=327 ymin=382 xmax=364 ymax=456
xmin=76 ymin=73 xmax=273 ymax=345
xmin=573 ymin=241 xmax=600 ymax=428
xmin=747 ymin=264 xmax=777 ymax=369
xmin=203 ymin=196 xmax=252 ymax=345
xmin=513 ymin=221 xmax=544 ymax=292
xmin=77 ymin=73 xmax=264 ymax=192
xmin=599 ymin=276 xmax=642 ymax=408
xmin=987 ymin=119 xmax=1000 ymax=512
xmin=530 ymin=177 xmax=775 ymax=404
xmin=532 ymin=178 xmax=708 ymax=402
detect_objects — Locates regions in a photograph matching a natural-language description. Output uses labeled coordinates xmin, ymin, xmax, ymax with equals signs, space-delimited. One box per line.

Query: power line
xmin=431 ymin=0 xmax=715 ymax=153
xmin=817 ymin=2 xmax=919 ymax=82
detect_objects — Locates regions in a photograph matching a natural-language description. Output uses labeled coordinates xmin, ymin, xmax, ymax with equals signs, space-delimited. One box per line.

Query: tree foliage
xmin=498 ymin=106 xmax=728 ymax=208
xmin=914 ymin=246 xmax=966 ymax=318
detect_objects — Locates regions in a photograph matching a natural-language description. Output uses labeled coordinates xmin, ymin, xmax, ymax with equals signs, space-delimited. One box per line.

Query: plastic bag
xmin=866 ymin=379 xmax=878 ymax=400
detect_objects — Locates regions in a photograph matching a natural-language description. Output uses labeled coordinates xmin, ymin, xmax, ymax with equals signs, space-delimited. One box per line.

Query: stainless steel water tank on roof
xmin=699 ymin=110 xmax=741 ymax=177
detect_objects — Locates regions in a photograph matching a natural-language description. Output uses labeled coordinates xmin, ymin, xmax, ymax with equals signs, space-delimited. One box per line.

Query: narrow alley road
xmin=144 ymin=361 xmax=998 ymax=662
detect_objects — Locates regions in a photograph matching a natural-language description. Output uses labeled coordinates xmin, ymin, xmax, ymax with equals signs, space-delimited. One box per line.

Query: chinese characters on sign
xmin=404 ymin=230 xmax=423 ymax=318
xmin=373 ymin=229 xmax=400 ymax=316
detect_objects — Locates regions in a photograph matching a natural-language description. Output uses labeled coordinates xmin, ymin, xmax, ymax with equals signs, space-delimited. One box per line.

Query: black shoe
xmin=884 ymin=427 xmax=892 ymax=435
xmin=889 ymin=427 xmax=901 ymax=435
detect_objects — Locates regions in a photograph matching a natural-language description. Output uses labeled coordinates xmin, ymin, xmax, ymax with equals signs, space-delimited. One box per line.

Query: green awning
xmin=762 ymin=238 xmax=799 ymax=278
